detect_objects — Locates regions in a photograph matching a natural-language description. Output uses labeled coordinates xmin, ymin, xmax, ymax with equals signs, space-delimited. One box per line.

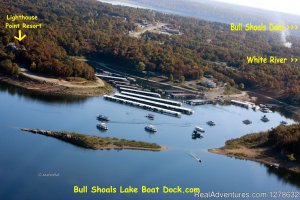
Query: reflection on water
xmin=249 ymin=92 xmax=300 ymax=122
xmin=0 ymin=81 xmax=88 ymax=105
xmin=267 ymin=166 xmax=300 ymax=189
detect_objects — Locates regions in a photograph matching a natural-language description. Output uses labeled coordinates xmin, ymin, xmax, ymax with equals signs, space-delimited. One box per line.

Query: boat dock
xmin=95 ymin=74 xmax=129 ymax=82
xmin=120 ymin=87 xmax=161 ymax=98
xmin=185 ymin=99 xmax=215 ymax=106
xmin=116 ymin=85 xmax=140 ymax=90
xmin=104 ymin=95 xmax=181 ymax=117
xmin=110 ymin=81 xmax=131 ymax=85
xmin=114 ymin=93 xmax=193 ymax=115
xmin=121 ymin=91 xmax=182 ymax=106
xmin=231 ymin=100 xmax=255 ymax=109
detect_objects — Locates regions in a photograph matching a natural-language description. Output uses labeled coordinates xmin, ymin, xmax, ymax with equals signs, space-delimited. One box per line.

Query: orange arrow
xmin=14 ymin=30 xmax=26 ymax=41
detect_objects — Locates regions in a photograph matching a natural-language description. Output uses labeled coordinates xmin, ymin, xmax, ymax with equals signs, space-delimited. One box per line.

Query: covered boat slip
xmin=120 ymin=91 xmax=182 ymax=107
xmin=114 ymin=93 xmax=193 ymax=115
xmin=104 ymin=95 xmax=181 ymax=117
xmin=119 ymin=87 xmax=161 ymax=98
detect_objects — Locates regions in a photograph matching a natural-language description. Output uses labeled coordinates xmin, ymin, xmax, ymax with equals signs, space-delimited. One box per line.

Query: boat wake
xmin=187 ymin=152 xmax=202 ymax=163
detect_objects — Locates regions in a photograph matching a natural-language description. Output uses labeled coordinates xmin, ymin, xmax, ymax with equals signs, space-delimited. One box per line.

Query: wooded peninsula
xmin=209 ymin=124 xmax=300 ymax=174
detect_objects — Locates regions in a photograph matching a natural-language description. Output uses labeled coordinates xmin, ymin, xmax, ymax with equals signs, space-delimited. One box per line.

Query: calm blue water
xmin=0 ymin=84 xmax=299 ymax=200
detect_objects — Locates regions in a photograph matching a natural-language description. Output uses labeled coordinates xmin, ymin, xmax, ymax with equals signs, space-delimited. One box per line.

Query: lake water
xmin=0 ymin=83 xmax=299 ymax=200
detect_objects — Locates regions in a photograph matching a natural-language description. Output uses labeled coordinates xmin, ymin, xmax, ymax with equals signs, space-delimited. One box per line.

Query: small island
xmin=209 ymin=124 xmax=300 ymax=174
xmin=20 ymin=128 xmax=165 ymax=151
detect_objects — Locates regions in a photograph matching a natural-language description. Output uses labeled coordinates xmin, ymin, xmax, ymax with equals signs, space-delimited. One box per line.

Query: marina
xmin=121 ymin=91 xmax=182 ymax=106
xmin=104 ymin=95 xmax=182 ymax=117
xmin=113 ymin=93 xmax=193 ymax=115
xmin=0 ymin=83 xmax=298 ymax=200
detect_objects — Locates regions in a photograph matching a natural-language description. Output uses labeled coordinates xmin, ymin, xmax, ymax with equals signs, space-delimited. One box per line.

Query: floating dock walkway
xmin=120 ymin=87 xmax=161 ymax=98
xmin=121 ymin=91 xmax=182 ymax=107
xmin=95 ymin=74 xmax=129 ymax=82
xmin=114 ymin=93 xmax=193 ymax=115
xmin=185 ymin=100 xmax=215 ymax=106
xmin=104 ymin=95 xmax=181 ymax=117
xmin=116 ymin=85 xmax=140 ymax=90
xmin=231 ymin=100 xmax=255 ymax=109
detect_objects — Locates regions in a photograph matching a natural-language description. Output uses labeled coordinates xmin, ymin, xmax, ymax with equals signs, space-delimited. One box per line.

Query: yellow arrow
xmin=14 ymin=30 xmax=26 ymax=41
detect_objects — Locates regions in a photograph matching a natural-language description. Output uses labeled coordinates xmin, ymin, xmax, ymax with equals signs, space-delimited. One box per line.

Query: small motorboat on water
xmin=194 ymin=126 xmax=205 ymax=133
xmin=189 ymin=152 xmax=202 ymax=163
xmin=270 ymin=163 xmax=280 ymax=169
xmin=146 ymin=113 xmax=155 ymax=120
xmin=243 ymin=120 xmax=252 ymax=125
xmin=192 ymin=131 xmax=203 ymax=139
xmin=145 ymin=125 xmax=158 ymax=133
xmin=260 ymin=107 xmax=272 ymax=113
xmin=252 ymin=105 xmax=260 ymax=111
xmin=97 ymin=115 xmax=110 ymax=122
xmin=261 ymin=115 xmax=269 ymax=122
xmin=97 ymin=123 xmax=108 ymax=131
xmin=280 ymin=121 xmax=288 ymax=125
xmin=207 ymin=121 xmax=216 ymax=126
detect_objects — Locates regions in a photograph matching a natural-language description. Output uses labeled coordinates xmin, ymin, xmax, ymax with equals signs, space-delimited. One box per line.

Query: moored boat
xmin=207 ymin=121 xmax=216 ymax=126
xmin=261 ymin=115 xmax=269 ymax=122
xmin=146 ymin=113 xmax=155 ymax=120
xmin=145 ymin=125 xmax=158 ymax=132
xmin=280 ymin=121 xmax=288 ymax=125
xmin=97 ymin=115 xmax=110 ymax=122
xmin=243 ymin=120 xmax=252 ymax=125
xmin=192 ymin=131 xmax=203 ymax=139
xmin=97 ymin=123 xmax=108 ymax=131
xmin=194 ymin=126 xmax=205 ymax=133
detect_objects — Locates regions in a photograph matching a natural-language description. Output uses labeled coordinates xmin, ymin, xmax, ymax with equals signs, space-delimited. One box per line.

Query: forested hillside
xmin=225 ymin=124 xmax=300 ymax=161
xmin=0 ymin=0 xmax=299 ymax=104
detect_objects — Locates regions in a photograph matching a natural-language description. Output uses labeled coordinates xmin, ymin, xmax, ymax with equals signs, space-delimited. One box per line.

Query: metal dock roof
xmin=119 ymin=87 xmax=161 ymax=98
xmin=121 ymin=91 xmax=182 ymax=107
xmin=104 ymin=95 xmax=181 ymax=117
xmin=114 ymin=93 xmax=193 ymax=115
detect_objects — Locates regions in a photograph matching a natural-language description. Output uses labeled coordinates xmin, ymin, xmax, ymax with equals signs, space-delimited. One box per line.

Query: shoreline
xmin=209 ymin=147 xmax=300 ymax=174
xmin=20 ymin=128 xmax=165 ymax=152
xmin=0 ymin=74 xmax=113 ymax=97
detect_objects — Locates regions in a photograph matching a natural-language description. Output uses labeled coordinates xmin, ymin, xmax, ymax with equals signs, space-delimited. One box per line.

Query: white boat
xmin=97 ymin=123 xmax=108 ymax=131
xmin=145 ymin=125 xmax=157 ymax=132
xmin=261 ymin=115 xmax=269 ymax=122
xmin=194 ymin=126 xmax=205 ymax=133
